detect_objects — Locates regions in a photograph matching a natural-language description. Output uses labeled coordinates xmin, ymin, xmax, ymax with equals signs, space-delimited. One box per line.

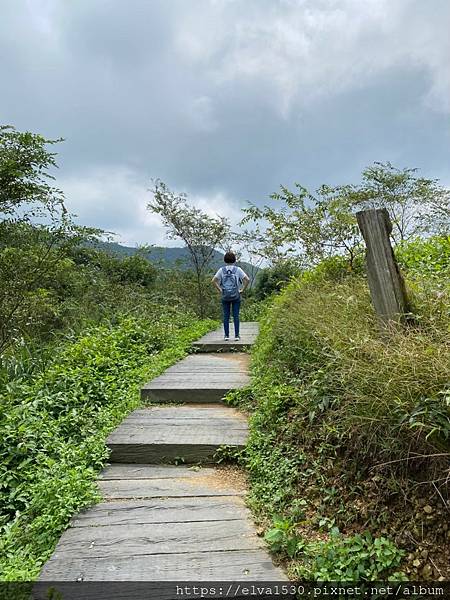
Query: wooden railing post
xmin=356 ymin=208 xmax=409 ymax=324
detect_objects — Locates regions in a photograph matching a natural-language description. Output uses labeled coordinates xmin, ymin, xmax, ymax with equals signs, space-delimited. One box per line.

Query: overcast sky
xmin=2 ymin=0 xmax=449 ymax=246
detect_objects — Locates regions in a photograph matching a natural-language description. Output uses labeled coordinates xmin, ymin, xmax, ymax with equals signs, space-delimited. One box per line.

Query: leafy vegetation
xmin=241 ymin=162 xmax=449 ymax=268
xmin=1 ymin=124 xmax=449 ymax=583
xmin=265 ymin=522 xmax=405 ymax=581
xmin=148 ymin=179 xmax=231 ymax=317
xmin=228 ymin=235 xmax=449 ymax=580
xmin=0 ymin=125 xmax=225 ymax=580
xmin=0 ymin=313 xmax=214 ymax=580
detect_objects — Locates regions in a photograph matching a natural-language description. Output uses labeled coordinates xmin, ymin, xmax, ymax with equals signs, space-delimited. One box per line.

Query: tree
xmin=0 ymin=125 xmax=99 ymax=351
xmin=241 ymin=183 xmax=363 ymax=269
xmin=344 ymin=162 xmax=450 ymax=243
xmin=241 ymin=162 xmax=450 ymax=269
xmin=148 ymin=180 xmax=230 ymax=317
xmin=254 ymin=261 xmax=299 ymax=300
xmin=0 ymin=125 xmax=65 ymax=222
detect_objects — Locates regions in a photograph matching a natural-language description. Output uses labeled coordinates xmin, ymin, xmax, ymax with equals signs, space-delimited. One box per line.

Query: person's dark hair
xmin=224 ymin=251 xmax=236 ymax=264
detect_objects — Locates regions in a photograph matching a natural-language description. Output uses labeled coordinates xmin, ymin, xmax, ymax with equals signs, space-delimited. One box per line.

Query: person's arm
xmin=239 ymin=269 xmax=250 ymax=293
xmin=212 ymin=270 xmax=222 ymax=294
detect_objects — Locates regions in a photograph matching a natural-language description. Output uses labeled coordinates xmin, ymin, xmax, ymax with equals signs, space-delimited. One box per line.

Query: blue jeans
xmin=222 ymin=298 xmax=241 ymax=337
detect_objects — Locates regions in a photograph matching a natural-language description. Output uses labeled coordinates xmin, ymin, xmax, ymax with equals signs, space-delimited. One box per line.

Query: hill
xmin=89 ymin=240 xmax=258 ymax=274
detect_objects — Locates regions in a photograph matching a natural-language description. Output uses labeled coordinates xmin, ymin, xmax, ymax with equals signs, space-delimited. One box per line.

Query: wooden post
xmin=356 ymin=208 xmax=409 ymax=324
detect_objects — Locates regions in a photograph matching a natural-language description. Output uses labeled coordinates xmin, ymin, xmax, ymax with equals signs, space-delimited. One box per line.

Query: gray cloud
xmin=1 ymin=0 xmax=449 ymax=244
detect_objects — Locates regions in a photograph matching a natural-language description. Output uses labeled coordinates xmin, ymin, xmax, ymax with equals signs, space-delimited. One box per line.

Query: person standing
xmin=212 ymin=252 xmax=250 ymax=341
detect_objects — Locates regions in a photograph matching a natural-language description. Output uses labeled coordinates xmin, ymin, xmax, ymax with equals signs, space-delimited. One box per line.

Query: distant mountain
xmin=88 ymin=240 xmax=258 ymax=274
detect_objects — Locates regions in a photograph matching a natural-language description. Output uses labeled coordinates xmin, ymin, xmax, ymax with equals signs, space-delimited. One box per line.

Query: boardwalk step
xmin=106 ymin=405 xmax=248 ymax=464
xmin=40 ymin=549 xmax=285 ymax=581
xmin=141 ymin=353 xmax=250 ymax=403
xmin=192 ymin=322 xmax=259 ymax=353
xmin=71 ymin=497 xmax=249 ymax=527
xmin=41 ymin=464 xmax=285 ymax=581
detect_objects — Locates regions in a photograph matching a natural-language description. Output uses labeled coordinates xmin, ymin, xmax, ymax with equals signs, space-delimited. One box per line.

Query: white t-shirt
xmin=214 ymin=265 xmax=247 ymax=288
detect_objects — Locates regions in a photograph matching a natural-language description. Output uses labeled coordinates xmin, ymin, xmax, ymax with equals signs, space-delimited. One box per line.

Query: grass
xmin=228 ymin=261 xmax=449 ymax=580
xmin=0 ymin=312 xmax=216 ymax=580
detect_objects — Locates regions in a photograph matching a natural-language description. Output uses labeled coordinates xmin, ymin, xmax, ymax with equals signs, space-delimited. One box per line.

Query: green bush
xmin=396 ymin=235 xmax=450 ymax=282
xmin=0 ymin=313 xmax=215 ymax=580
xmin=254 ymin=261 xmax=300 ymax=300
xmin=295 ymin=530 xmax=405 ymax=581
xmin=230 ymin=240 xmax=449 ymax=578
xmin=264 ymin=519 xmax=405 ymax=580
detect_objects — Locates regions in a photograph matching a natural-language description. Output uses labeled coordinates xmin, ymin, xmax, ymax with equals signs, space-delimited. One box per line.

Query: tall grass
xmin=259 ymin=277 xmax=449 ymax=480
xmin=233 ymin=254 xmax=449 ymax=578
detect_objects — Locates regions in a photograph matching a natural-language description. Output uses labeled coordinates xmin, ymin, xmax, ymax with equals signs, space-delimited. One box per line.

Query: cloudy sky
xmin=2 ymin=0 xmax=449 ymax=246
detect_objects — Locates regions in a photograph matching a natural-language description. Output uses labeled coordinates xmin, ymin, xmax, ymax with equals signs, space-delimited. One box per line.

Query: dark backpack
xmin=221 ymin=266 xmax=240 ymax=301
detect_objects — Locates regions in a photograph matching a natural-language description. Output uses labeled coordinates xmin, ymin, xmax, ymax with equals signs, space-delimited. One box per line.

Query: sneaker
xmin=224 ymin=336 xmax=229 ymax=341
xmin=235 ymin=336 xmax=241 ymax=341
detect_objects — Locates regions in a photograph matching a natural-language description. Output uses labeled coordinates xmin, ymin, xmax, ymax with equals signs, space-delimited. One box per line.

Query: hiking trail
xmin=40 ymin=322 xmax=286 ymax=581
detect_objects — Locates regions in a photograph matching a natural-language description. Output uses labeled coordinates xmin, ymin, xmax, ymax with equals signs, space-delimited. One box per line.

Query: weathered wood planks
xmin=106 ymin=405 xmax=248 ymax=463
xmin=192 ymin=322 xmax=259 ymax=352
xmin=141 ymin=353 xmax=251 ymax=403
xmin=70 ymin=496 xmax=249 ymax=527
xmin=40 ymin=549 xmax=285 ymax=581
xmin=356 ymin=208 xmax=410 ymax=324
xmin=39 ymin=321 xmax=287 ymax=582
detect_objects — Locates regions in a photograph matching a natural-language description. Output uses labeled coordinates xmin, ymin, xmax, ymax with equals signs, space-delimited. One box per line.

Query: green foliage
xmin=265 ymin=517 xmax=304 ymax=558
xmin=396 ymin=235 xmax=450 ymax=282
xmin=295 ymin=530 xmax=405 ymax=581
xmin=264 ymin=519 xmax=405 ymax=580
xmin=254 ymin=261 xmax=300 ymax=300
xmin=241 ymin=162 xmax=449 ymax=268
xmin=0 ymin=125 xmax=64 ymax=219
xmin=231 ymin=236 xmax=449 ymax=578
xmin=0 ymin=222 xmax=102 ymax=350
xmin=242 ymin=182 xmax=363 ymax=267
xmin=237 ymin=297 xmax=263 ymax=321
xmin=0 ymin=314 xmax=214 ymax=580
xmin=347 ymin=162 xmax=450 ymax=242
xmin=0 ymin=124 xmax=106 ymax=351
xmin=148 ymin=179 xmax=231 ymax=317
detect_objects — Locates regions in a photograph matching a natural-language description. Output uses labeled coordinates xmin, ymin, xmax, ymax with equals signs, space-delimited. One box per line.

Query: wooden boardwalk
xmin=40 ymin=322 xmax=285 ymax=581
xmin=192 ymin=321 xmax=259 ymax=352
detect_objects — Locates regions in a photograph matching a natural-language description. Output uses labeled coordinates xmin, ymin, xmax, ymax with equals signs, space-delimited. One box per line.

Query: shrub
xmin=254 ymin=261 xmax=300 ymax=300
xmin=231 ymin=250 xmax=449 ymax=578
xmin=0 ymin=313 xmax=215 ymax=580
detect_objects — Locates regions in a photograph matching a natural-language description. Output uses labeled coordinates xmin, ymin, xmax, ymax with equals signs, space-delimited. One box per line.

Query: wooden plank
xmin=196 ymin=323 xmax=259 ymax=339
xmin=40 ymin=549 xmax=286 ymax=581
xmin=192 ymin=342 xmax=255 ymax=353
xmin=107 ymin=442 xmax=244 ymax=464
xmin=164 ymin=361 xmax=248 ymax=368
xmin=356 ymin=208 xmax=409 ymax=324
xmin=107 ymin=428 xmax=248 ymax=445
xmin=99 ymin=464 xmax=218 ymax=480
xmin=123 ymin=407 xmax=246 ymax=420
xmin=141 ymin=387 xmax=240 ymax=403
xmin=164 ymin=355 xmax=250 ymax=370
xmin=97 ymin=477 xmax=243 ymax=500
xmin=70 ymin=497 xmax=249 ymax=527
xmin=111 ymin=418 xmax=248 ymax=434
xmin=192 ymin=323 xmax=259 ymax=352
xmin=144 ymin=379 xmax=250 ymax=387
xmin=98 ymin=475 xmax=245 ymax=499
xmin=107 ymin=419 xmax=248 ymax=442
xmin=165 ymin=353 xmax=251 ymax=366
xmin=46 ymin=520 xmax=263 ymax=560
xmin=148 ymin=374 xmax=250 ymax=382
